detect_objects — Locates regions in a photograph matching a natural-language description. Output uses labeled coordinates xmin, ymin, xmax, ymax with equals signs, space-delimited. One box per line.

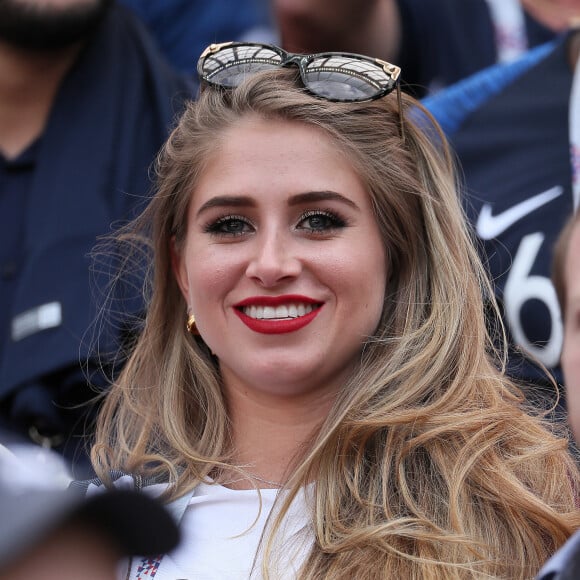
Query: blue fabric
xmin=0 ymin=143 xmax=37 ymax=366
xmin=119 ymin=0 xmax=275 ymax=73
xmin=423 ymin=33 xmax=574 ymax=392
xmin=396 ymin=0 xmax=555 ymax=96
xmin=423 ymin=40 xmax=558 ymax=135
xmin=0 ymin=3 xmax=194 ymax=472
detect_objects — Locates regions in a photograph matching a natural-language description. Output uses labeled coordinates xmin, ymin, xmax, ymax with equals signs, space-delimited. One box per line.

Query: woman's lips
xmin=233 ymin=295 xmax=323 ymax=334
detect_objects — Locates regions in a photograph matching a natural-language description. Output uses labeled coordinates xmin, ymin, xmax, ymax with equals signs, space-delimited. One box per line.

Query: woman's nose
xmin=244 ymin=231 xmax=302 ymax=287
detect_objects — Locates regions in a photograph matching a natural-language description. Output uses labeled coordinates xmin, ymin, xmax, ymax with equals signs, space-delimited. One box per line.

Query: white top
xmin=484 ymin=0 xmax=528 ymax=63
xmin=101 ymin=478 xmax=313 ymax=580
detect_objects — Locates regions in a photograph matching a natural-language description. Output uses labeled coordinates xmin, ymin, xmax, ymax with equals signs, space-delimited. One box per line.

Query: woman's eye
xmin=205 ymin=215 xmax=253 ymax=237
xmin=297 ymin=211 xmax=347 ymax=232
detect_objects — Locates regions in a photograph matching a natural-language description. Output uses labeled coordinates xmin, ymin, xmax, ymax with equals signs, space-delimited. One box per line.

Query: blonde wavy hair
xmin=92 ymin=69 xmax=580 ymax=578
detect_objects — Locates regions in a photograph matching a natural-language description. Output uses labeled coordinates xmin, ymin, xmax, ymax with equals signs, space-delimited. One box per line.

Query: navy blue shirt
xmin=397 ymin=0 xmax=554 ymax=96
xmin=425 ymin=35 xmax=574 ymax=393
xmin=0 ymin=143 xmax=37 ymax=366
xmin=0 ymin=4 xmax=194 ymax=475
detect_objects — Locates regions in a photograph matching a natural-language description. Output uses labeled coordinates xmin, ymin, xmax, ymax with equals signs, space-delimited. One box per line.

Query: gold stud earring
xmin=186 ymin=312 xmax=199 ymax=335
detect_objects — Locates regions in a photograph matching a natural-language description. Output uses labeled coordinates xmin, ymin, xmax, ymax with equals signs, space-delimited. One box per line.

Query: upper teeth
xmin=242 ymin=304 xmax=316 ymax=320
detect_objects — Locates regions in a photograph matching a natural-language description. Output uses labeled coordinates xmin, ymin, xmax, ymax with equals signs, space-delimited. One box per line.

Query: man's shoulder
xmin=423 ymin=38 xmax=561 ymax=136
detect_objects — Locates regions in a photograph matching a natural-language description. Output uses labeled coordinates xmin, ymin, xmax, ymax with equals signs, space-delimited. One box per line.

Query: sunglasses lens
xmin=201 ymin=45 xmax=283 ymax=87
xmin=304 ymin=55 xmax=392 ymax=101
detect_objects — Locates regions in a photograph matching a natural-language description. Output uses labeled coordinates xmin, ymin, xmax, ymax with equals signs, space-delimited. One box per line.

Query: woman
xmin=89 ymin=42 xmax=580 ymax=578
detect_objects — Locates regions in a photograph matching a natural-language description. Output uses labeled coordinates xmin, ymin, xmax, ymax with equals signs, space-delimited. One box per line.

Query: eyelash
xmin=296 ymin=210 xmax=348 ymax=233
xmin=204 ymin=214 xmax=252 ymax=237
xmin=203 ymin=209 xmax=349 ymax=238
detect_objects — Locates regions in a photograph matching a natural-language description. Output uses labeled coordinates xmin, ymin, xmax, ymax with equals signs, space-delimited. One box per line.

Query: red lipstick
xmin=233 ymin=295 xmax=322 ymax=334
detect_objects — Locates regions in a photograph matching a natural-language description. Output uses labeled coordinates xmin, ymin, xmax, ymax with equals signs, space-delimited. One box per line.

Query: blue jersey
xmin=425 ymin=36 xmax=574 ymax=392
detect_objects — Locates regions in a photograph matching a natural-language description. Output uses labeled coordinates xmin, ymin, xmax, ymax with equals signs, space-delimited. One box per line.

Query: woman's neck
xmin=222 ymin=382 xmax=335 ymax=489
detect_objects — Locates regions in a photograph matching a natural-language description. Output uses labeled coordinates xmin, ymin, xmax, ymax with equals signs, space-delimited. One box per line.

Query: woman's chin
xmin=232 ymin=363 xmax=345 ymax=401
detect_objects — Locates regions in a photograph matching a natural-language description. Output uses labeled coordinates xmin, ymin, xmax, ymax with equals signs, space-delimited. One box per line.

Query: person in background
xmin=536 ymin=209 xmax=580 ymax=578
xmin=424 ymin=20 xmax=580 ymax=413
xmin=119 ymin=0 xmax=276 ymax=74
xmin=0 ymin=446 xmax=179 ymax=580
xmin=80 ymin=42 xmax=580 ymax=578
xmin=272 ymin=0 xmax=575 ymax=96
xmin=0 ymin=0 xmax=194 ymax=475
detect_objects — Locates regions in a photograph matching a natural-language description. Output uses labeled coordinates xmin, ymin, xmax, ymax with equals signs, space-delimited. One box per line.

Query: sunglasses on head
xmin=197 ymin=41 xmax=401 ymax=101
xmin=197 ymin=42 xmax=405 ymax=137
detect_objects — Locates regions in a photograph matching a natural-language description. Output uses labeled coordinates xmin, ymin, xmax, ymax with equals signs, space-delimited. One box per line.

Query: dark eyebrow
xmin=288 ymin=191 xmax=359 ymax=210
xmin=196 ymin=190 xmax=359 ymax=217
xmin=196 ymin=195 xmax=256 ymax=217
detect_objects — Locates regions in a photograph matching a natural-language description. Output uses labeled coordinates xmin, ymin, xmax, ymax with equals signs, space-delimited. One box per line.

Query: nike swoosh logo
xmin=476 ymin=185 xmax=564 ymax=240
